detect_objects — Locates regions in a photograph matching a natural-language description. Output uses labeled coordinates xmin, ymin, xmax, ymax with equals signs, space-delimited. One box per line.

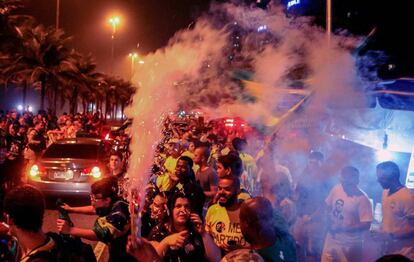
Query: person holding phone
xmin=148 ymin=192 xmax=220 ymax=262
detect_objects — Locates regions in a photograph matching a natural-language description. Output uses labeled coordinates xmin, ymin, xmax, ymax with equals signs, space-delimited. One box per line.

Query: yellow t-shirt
xmin=205 ymin=204 xmax=250 ymax=253
xmin=164 ymin=156 xmax=178 ymax=174
xmin=156 ymin=173 xmax=174 ymax=192
xmin=382 ymin=187 xmax=414 ymax=234
xmin=181 ymin=151 xmax=194 ymax=159
xmin=180 ymin=151 xmax=200 ymax=173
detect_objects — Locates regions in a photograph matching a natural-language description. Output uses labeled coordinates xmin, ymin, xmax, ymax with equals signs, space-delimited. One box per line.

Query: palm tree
xmin=0 ymin=0 xmax=22 ymax=12
xmin=98 ymin=76 xmax=134 ymax=120
xmin=2 ymin=24 xmax=76 ymax=111
xmin=2 ymin=1 xmax=131 ymax=116
xmin=0 ymin=0 xmax=32 ymax=52
xmin=57 ymin=52 xmax=104 ymax=114
xmin=115 ymin=79 xmax=136 ymax=120
xmin=82 ymin=71 xmax=106 ymax=113
xmin=0 ymin=0 xmax=36 ymax=108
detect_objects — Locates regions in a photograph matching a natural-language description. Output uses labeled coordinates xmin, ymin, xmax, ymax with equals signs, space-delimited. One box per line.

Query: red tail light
xmin=29 ymin=164 xmax=45 ymax=177
xmin=82 ymin=166 xmax=102 ymax=178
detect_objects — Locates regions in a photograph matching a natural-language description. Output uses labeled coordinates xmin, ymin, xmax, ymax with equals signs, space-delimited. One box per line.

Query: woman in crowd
xmin=149 ymin=192 xmax=220 ymax=262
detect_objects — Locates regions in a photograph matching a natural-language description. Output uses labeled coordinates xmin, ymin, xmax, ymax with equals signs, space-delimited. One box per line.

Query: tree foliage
xmin=0 ymin=0 xmax=135 ymax=117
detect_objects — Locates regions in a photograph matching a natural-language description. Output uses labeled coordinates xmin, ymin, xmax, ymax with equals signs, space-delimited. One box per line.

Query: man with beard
xmin=57 ymin=177 xmax=136 ymax=262
xmin=205 ymin=175 xmax=250 ymax=255
xmin=376 ymin=161 xmax=414 ymax=260
xmin=216 ymin=153 xmax=251 ymax=201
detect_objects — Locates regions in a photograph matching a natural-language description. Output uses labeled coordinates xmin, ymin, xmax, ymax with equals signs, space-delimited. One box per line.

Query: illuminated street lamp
xmin=108 ymin=16 xmax=120 ymax=73
xmin=109 ymin=16 xmax=120 ymax=36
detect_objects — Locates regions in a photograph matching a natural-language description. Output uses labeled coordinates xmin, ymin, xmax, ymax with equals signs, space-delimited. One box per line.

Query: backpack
xmin=28 ymin=233 xmax=97 ymax=262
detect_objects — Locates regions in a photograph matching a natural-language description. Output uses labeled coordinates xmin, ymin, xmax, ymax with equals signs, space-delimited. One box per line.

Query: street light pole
xmin=326 ymin=0 xmax=332 ymax=45
xmin=56 ymin=0 xmax=60 ymax=30
xmin=109 ymin=16 xmax=120 ymax=74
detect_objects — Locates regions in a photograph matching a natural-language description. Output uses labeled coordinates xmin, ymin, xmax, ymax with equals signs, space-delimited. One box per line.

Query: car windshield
xmin=43 ymin=143 xmax=101 ymax=159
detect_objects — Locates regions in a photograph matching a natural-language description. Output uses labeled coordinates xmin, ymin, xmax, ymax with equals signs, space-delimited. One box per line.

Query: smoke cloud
xmin=125 ymin=1 xmax=382 ymax=203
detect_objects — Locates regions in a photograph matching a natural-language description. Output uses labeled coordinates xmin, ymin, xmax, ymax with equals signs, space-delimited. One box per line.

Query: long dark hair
xmin=166 ymin=192 xmax=194 ymax=233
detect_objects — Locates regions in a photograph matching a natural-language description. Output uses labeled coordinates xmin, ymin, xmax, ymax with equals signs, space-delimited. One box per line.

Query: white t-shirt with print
xmin=325 ymin=184 xmax=373 ymax=242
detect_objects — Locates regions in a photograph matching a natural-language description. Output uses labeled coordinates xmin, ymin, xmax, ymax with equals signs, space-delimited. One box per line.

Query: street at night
xmin=1 ymin=0 xmax=414 ymax=262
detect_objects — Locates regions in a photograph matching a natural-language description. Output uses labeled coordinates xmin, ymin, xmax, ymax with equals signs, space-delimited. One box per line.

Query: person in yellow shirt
xmin=376 ymin=161 xmax=414 ymax=260
xmin=205 ymin=176 xmax=250 ymax=254
xmin=232 ymin=138 xmax=257 ymax=194
xmin=181 ymin=140 xmax=196 ymax=160
xmin=157 ymin=140 xmax=182 ymax=192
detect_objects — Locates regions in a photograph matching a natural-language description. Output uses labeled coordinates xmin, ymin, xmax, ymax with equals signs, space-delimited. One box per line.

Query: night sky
xmin=21 ymin=0 xmax=211 ymax=75
xmin=20 ymin=0 xmax=413 ymax=78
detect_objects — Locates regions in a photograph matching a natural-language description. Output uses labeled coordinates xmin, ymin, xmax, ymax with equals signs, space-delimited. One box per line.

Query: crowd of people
xmin=0 ymin=108 xmax=110 ymax=185
xmin=1 ymin=110 xmax=414 ymax=262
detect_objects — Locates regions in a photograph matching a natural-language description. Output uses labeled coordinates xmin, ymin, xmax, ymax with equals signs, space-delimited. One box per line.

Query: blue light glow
xmin=287 ymin=0 xmax=300 ymax=9
xmin=257 ymin=25 xmax=267 ymax=32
